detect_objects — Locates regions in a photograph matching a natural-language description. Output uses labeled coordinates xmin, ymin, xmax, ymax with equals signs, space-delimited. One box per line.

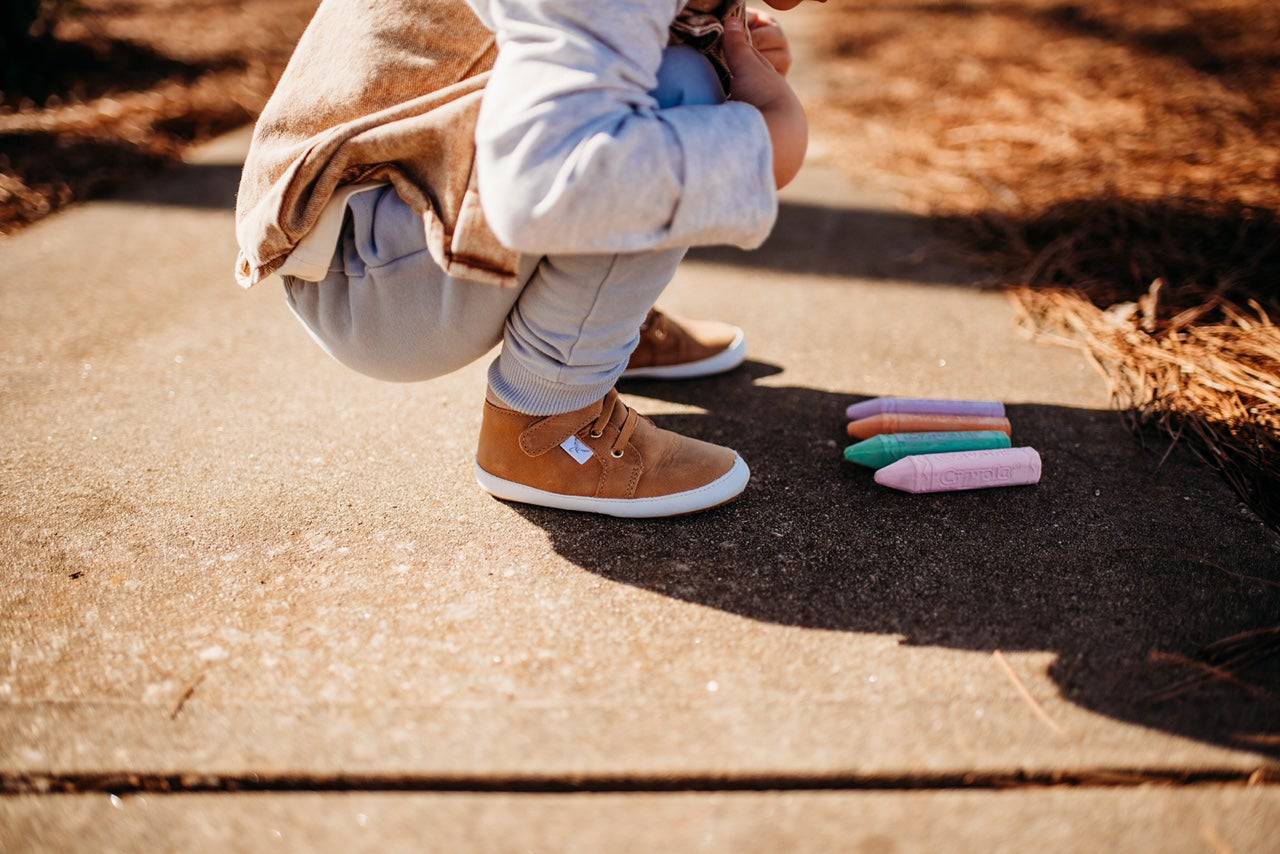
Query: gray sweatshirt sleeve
xmin=473 ymin=0 xmax=778 ymax=255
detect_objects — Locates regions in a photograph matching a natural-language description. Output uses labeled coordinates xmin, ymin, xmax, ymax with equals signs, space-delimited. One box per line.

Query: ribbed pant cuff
xmin=487 ymin=354 xmax=622 ymax=416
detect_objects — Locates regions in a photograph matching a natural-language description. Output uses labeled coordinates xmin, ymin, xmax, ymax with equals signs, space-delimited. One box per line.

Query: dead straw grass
xmin=1009 ymin=283 xmax=1280 ymax=522
xmin=0 ymin=0 xmax=316 ymax=233
xmin=813 ymin=0 xmax=1280 ymax=526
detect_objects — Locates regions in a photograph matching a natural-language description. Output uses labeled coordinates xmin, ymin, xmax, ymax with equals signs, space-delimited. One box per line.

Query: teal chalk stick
xmin=843 ymin=431 xmax=1012 ymax=469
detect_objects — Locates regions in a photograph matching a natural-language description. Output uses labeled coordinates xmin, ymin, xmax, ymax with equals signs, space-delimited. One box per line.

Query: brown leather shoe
xmin=623 ymin=308 xmax=746 ymax=379
xmin=475 ymin=388 xmax=749 ymax=517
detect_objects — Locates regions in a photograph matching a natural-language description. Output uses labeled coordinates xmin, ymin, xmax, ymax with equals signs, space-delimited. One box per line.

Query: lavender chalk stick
xmin=874 ymin=448 xmax=1042 ymax=494
xmin=845 ymin=396 xmax=1006 ymax=421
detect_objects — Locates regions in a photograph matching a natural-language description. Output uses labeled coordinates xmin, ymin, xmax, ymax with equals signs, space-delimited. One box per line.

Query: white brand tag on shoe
xmin=560 ymin=434 xmax=594 ymax=465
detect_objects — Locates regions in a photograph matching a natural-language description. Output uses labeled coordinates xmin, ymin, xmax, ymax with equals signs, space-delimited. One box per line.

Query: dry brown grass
xmin=1011 ymin=285 xmax=1279 ymax=521
xmin=0 ymin=0 xmax=317 ymax=233
xmin=813 ymin=0 xmax=1280 ymax=524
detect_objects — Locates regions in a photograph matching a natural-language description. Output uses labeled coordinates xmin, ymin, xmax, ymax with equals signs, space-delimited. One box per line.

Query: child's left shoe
xmin=623 ymin=308 xmax=747 ymax=379
xmin=474 ymin=388 xmax=749 ymax=518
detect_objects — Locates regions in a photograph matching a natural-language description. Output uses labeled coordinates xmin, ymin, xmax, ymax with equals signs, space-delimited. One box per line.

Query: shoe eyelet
xmin=610 ymin=449 xmax=624 ymax=458
xmin=589 ymin=430 xmax=603 ymax=439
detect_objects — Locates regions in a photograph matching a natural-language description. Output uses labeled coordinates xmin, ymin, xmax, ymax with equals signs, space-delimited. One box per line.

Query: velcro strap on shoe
xmin=518 ymin=404 xmax=603 ymax=457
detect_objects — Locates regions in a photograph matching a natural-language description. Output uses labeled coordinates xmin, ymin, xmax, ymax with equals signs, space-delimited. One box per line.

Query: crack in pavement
xmin=3 ymin=767 xmax=1277 ymax=796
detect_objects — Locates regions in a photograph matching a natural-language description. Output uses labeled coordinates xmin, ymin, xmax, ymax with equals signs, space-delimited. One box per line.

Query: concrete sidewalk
xmin=3 ymin=9 xmax=1279 ymax=850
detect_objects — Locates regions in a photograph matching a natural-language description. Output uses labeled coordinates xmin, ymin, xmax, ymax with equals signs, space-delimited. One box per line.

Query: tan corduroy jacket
xmin=234 ymin=0 xmax=744 ymax=290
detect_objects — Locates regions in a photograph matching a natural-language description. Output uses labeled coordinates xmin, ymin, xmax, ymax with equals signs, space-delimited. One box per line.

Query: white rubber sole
xmin=474 ymin=455 xmax=750 ymax=518
xmin=621 ymin=328 xmax=747 ymax=380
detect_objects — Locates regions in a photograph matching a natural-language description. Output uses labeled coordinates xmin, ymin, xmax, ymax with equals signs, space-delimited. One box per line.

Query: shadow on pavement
xmin=510 ymin=360 xmax=1280 ymax=756
xmin=2 ymin=35 xmax=245 ymax=108
xmin=687 ymin=201 xmax=980 ymax=285
xmin=112 ymin=161 xmax=243 ymax=210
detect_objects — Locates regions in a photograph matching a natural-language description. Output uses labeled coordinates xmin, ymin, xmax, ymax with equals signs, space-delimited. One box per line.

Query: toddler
xmin=235 ymin=0 xmax=816 ymax=517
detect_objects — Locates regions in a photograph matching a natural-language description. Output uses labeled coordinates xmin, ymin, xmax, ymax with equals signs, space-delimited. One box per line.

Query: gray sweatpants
xmin=283 ymin=45 xmax=725 ymax=416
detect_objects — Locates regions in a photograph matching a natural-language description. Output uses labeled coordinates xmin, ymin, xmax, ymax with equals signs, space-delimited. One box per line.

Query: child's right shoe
xmin=474 ymin=388 xmax=749 ymax=518
xmin=622 ymin=308 xmax=747 ymax=380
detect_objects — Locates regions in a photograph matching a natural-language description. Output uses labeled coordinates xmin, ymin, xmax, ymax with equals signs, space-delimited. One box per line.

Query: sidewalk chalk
xmin=874 ymin=447 xmax=1042 ymax=494
xmin=847 ymin=413 xmax=1013 ymax=440
xmin=843 ymin=431 xmax=1012 ymax=469
xmin=845 ymin=396 xmax=1006 ymax=421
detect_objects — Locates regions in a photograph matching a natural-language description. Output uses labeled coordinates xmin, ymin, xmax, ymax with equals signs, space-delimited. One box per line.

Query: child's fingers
xmin=724 ymin=16 xmax=776 ymax=73
xmin=750 ymin=24 xmax=786 ymax=54
xmin=747 ymin=8 xmax=778 ymax=30
xmin=747 ymin=22 xmax=791 ymax=75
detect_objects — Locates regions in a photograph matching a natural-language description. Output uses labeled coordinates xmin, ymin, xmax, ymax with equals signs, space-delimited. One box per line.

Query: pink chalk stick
xmin=874 ymin=448 xmax=1042 ymax=494
xmin=845 ymin=396 xmax=1006 ymax=421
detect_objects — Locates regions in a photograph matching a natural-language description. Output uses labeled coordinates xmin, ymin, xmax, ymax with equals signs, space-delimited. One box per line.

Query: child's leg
xmin=486 ymin=248 xmax=686 ymax=413
xmin=650 ymin=44 xmax=726 ymax=107
xmin=285 ymin=45 xmax=728 ymax=394
xmin=472 ymin=45 xmax=751 ymax=517
xmin=485 ymin=44 xmax=729 ymax=415
xmin=283 ymin=186 xmax=536 ymax=384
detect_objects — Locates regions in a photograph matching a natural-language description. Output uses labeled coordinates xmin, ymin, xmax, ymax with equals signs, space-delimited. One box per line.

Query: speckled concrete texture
xmin=3 ymin=123 xmax=1277 ymax=783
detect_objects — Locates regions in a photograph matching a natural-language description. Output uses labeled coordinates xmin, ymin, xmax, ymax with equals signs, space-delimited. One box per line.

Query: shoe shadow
xmin=508 ymin=360 xmax=1280 ymax=756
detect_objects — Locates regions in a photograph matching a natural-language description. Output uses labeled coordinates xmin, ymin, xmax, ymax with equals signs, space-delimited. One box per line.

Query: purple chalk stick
xmin=874 ymin=447 xmax=1041 ymax=494
xmin=845 ymin=396 xmax=1006 ymax=421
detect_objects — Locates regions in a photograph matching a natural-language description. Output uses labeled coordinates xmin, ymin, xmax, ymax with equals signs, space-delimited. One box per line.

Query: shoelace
xmin=588 ymin=394 xmax=641 ymax=458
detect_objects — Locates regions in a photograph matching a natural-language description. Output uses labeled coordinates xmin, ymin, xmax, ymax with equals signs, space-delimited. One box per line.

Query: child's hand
xmin=724 ymin=15 xmax=807 ymax=190
xmin=747 ymin=8 xmax=791 ymax=77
